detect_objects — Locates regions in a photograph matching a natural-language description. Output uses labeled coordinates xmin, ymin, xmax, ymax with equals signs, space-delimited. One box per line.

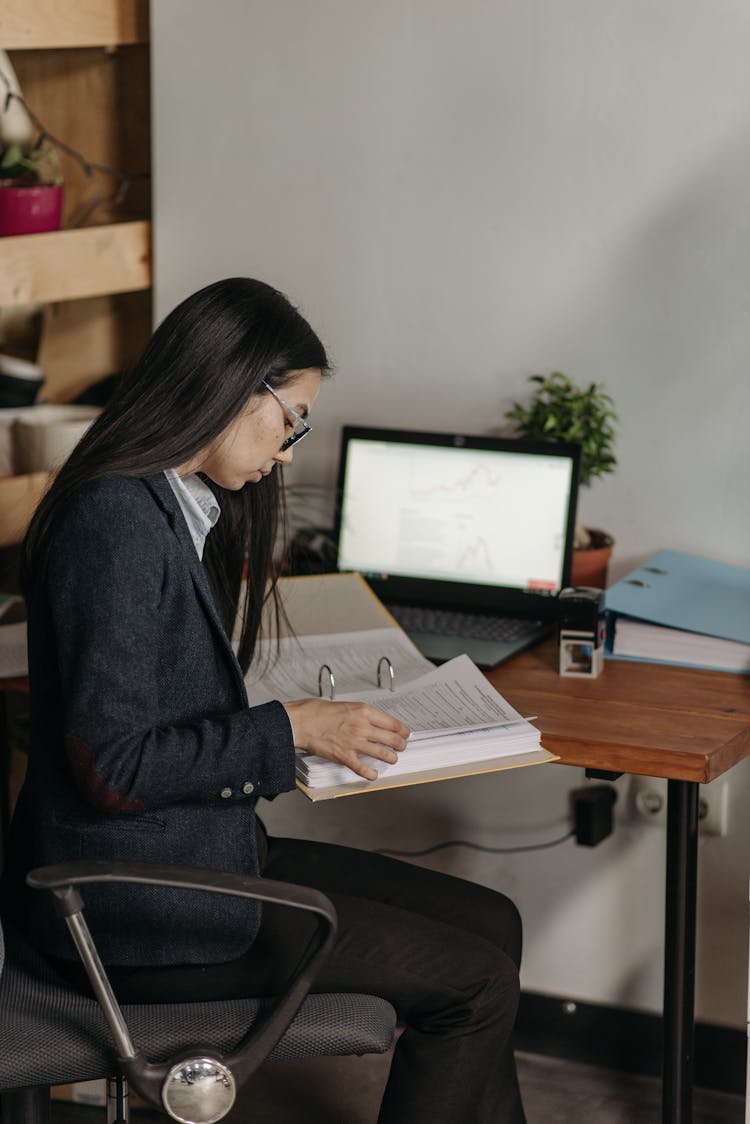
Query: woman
xmin=4 ymin=278 xmax=526 ymax=1122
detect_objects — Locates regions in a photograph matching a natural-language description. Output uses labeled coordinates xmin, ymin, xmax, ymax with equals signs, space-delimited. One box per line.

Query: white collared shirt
xmin=164 ymin=468 xmax=221 ymax=559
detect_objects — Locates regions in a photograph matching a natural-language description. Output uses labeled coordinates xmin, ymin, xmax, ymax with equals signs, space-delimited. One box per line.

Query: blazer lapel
xmin=142 ymin=474 xmax=249 ymax=703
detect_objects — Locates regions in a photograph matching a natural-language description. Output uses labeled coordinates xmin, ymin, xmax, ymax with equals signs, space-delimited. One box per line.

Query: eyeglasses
xmin=262 ymin=380 xmax=312 ymax=451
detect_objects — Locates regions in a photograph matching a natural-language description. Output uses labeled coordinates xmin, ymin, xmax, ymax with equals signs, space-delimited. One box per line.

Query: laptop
xmin=334 ymin=425 xmax=581 ymax=668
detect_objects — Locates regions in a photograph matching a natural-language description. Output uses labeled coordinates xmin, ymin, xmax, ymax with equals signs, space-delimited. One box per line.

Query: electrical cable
xmin=376 ymin=829 xmax=575 ymax=859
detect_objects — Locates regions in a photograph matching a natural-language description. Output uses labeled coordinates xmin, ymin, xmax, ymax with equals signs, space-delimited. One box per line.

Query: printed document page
xmin=335 ymin=653 xmax=525 ymax=734
xmin=245 ymin=627 xmax=433 ymax=704
xmin=246 ymin=635 xmax=524 ymax=734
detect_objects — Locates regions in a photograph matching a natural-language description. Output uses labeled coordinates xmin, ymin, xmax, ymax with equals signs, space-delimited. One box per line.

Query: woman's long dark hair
xmin=22 ymin=277 xmax=330 ymax=671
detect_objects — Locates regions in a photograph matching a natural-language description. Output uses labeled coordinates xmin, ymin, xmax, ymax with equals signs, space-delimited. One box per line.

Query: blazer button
xmin=220 ymin=787 xmax=233 ymax=799
xmin=242 ymin=781 xmax=255 ymax=795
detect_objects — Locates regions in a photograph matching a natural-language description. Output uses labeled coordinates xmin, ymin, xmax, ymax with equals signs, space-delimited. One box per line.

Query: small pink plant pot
xmin=0 ymin=183 xmax=64 ymax=236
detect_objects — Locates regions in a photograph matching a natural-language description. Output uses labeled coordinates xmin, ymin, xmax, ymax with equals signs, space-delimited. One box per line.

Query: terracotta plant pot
xmin=0 ymin=183 xmax=64 ymax=237
xmin=571 ymin=528 xmax=614 ymax=589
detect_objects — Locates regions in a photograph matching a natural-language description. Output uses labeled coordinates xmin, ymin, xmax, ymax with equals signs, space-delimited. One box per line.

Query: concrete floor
xmin=49 ymin=1049 xmax=745 ymax=1123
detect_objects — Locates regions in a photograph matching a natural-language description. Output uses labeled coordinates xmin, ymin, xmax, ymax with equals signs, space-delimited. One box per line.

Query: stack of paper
xmin=296 ymin=720 xmax=542 ymax=787
xmin=604 ymin=551 xmax=750 ymax=674
xmin=294 ymin=654 xmax=544 ymax=789
xmin=608 ymin=618 xmax=750 ymax=673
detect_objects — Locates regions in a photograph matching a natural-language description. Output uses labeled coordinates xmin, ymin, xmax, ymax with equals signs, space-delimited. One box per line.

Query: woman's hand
xmin=282 ymin=699 xmax=411 ymax=781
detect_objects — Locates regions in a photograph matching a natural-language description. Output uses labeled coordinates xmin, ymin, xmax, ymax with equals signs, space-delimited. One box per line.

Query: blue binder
xmin=603 ymin=550 xmax=750 ymax=672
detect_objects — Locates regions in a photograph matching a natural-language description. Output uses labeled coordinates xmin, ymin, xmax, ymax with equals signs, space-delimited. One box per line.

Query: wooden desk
xmin=489 ymin=639 xmax=750 ymax=1124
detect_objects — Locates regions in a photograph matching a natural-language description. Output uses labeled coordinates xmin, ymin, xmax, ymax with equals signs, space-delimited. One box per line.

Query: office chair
xmin=0 ymin=859 xmax=397 ymax=1123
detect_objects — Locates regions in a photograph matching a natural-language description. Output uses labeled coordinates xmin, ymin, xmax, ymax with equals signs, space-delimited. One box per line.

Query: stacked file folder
xmin=604 ymin=551 xmax=750 ymax=674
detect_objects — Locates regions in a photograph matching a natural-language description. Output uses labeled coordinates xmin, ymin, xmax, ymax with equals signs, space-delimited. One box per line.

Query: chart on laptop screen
xmin=337 ymin=438 xmax=574 ymax=592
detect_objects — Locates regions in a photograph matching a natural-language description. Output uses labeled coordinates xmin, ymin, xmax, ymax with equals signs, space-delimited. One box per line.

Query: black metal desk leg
xmin=663 ymin=778 xmax=699 ymax=1124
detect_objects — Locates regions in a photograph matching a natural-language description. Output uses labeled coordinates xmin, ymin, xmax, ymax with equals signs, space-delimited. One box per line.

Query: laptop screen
xmin=335 ymin=426 xmax=581 ymax=617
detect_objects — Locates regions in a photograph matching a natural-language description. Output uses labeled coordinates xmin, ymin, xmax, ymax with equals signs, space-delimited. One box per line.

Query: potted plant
xmin=505 ymin=371 xmax=618 ymax=588
xmin=0 ymin=141 xmax=63 ymax=237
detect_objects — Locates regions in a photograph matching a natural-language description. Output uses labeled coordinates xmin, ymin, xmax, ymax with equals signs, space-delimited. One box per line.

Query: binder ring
xmin=377 ymin=656 xmax=395 ymax=692
xmin=317 ymin=663 xmax=335 ymax=700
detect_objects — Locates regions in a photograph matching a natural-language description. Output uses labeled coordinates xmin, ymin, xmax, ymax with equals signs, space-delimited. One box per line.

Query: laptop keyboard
xmin=387 ymin=604 xmax=544 ymax=642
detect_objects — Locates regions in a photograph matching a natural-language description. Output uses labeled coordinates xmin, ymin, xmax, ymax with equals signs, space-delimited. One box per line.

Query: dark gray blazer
xmin=4 ymin=474 xmax=296 ymax=966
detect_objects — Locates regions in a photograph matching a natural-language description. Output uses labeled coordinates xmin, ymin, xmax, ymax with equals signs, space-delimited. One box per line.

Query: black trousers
xmin=62 ymin=834 xmax=526 ymax=1124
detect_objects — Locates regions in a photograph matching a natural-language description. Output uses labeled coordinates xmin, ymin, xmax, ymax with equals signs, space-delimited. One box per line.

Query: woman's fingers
xmin=340 ymin=753 xmax=381 ymax=783
xmin=352 ymin=705 xmax=410 ymax=755
xmin=282 ymin=699 xmax=411 ymax=780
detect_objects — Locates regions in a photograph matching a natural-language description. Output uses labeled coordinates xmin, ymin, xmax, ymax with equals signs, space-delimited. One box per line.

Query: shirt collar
xmin=164 ymin=468 xmax=221 ymax=559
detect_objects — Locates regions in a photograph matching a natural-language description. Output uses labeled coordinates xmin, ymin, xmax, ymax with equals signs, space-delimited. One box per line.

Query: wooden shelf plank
xmin=0 ymin=0 xmax=149 ymax=49
xmin=0 ymin=221 xmax=151 ymax=307
xmin=0 ymin=472 xmax=49 ymax=548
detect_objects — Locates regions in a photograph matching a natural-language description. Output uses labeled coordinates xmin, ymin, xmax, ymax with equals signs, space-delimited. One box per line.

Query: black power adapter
xmin=571 ymin=785 xmax=618 ymax=846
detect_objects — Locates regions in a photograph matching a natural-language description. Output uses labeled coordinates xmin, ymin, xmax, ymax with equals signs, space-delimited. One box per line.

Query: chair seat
xmin=0 ymin=934 xmax=396 ymax=1093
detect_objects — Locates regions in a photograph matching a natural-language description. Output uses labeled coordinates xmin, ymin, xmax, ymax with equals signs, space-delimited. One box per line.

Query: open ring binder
xmin=377 ymin=655 xmax=395 ymax=691
xmin=317 ymin=656 xmax=396 ymax=702
xmin=317 ymin=663 xmax=335 ymax=700
xmin=249 ymin=573 xmax=555 ymax=802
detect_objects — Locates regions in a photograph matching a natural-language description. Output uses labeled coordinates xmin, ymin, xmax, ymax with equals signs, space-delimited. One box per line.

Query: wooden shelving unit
xmin=0 ymin=221 xmax=151 ymax=306
xmin=0 ymin=0 xmax=149 ymax=51
xmin=0 ymin=0 xmax=152 ymax=552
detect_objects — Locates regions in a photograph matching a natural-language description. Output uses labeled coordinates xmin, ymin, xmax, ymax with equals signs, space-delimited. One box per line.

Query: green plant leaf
xmin=0 ymin=142 xmax=62 ymax=184
xmin=504 ymin=371 xmax=618 ymax=488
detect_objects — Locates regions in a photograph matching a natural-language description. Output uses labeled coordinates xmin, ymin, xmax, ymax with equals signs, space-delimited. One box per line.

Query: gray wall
xmin=151 ymin=0 xmax=750 ymax=1025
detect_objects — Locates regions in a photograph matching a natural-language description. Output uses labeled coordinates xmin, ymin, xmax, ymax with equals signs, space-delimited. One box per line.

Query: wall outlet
xmin=699 ymin=778 xmax=730 ymax=837
xmin=628 ymin=776 xmax=667 ymax=827
xmin=628 ymin=775 xmax=730 ymax=837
